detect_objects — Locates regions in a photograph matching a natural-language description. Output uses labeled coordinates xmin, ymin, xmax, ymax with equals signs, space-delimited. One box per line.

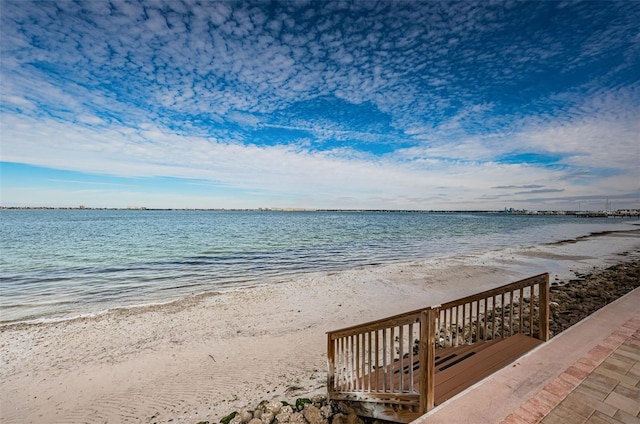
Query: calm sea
xmin=0 ymin=210 xmax=635 ymax=324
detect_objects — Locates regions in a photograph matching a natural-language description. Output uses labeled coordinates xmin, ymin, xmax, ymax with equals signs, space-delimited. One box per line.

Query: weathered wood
xmin=434 ymin=333 xmax=543 ymax=405
xmin=327 ymin=334 xmax=335 ymax=396
xmin=327 ymin=273 xmax=550 ymax=423
xmin=539 ymin=273 xmax=550 ymax=341
xmin=437 ymin=274 xmax=548 ymax=311
xmin=425 ymin=309 xmax=436 ymax=412
xmin=328 ymin=310 xmax=422 ymax=339
xmin=330 ymin=391 xmax=419 ymax=405
xmin=334 ymin=398 xmax=422 ymax=423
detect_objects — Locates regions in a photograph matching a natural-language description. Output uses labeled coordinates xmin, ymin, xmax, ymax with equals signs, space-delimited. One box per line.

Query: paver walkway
xmin=502 ymin=312 xmax=640 ymax=424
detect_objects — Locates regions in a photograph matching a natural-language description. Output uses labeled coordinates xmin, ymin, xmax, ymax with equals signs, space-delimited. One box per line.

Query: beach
xmin=1 ymin=228 xmax=639 ymax=423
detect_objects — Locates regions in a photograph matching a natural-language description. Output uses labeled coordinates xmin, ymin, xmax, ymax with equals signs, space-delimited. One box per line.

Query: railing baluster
xmin=356 ymin=334 xmax=364 ymax=390
xmin=352 ymin=335 xmax=356 ymax=391
xmin=366 ymin=332 xmax=370 ymax=389
xmin=449 ymin=307 xmax=454 ymax=346
xmin=442 ymin=308 xmax=448 ymax=347
xmin=375 ymin=330 xmax=379 ymax=392
xmin=337 ymin=338 xmax=342 ymax=390
xmin=519 ymin=287 xmax=524 ymax=334
xmin=500 ymin=292 xmax=505 ymax=338
xmin=449 ymin=307 xmax=453 ymax=347
xmin=343 ymin=337 xmax=347 ymax=391
xmin=529 ymin=284 xmax=535 ymax=337
xmin=475 ymin=299 xmax=480 ymax=342
xmin=491 ymin=294 xmax=496 ymax=340
xmin=508 ymin=290 xmax=514 ymax=337
xmin=408 ymin=323 xmax=414 ymax=393
xmin=454 ymin=305 xmax=459 ymax=346
xmin=361 ymin=333 xmax=366 ymax=391
xmin=345 ymin=337 xmax=349 ymax=390
xmin=436 ymin=309 xmax=441 ymax=347
xmin=347 ymin=336 xmax=352 ymax=391
xmin=483 ymin=297 xmax=488 ymax=341
xmin=461 ymin=303 xmax=467 ymax=344
xmin=335 ymin=338 xmax=340 ymax=390
xmin=399 ymin=325 xmax=404 ymax=392
xmin=382 ymin=328 xmax=387 ymax=392
xmin=390 ymin=326 xmax=395 ymax=393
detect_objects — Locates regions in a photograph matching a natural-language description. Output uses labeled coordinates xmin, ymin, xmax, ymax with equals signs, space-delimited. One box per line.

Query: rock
xmin=275 ymin=405 xmax=306 ymax=424
xmin=265 ymin=401 xmax=282 ymax=414
xmin=291 ymin=412 xmax=307 ymax=424
xmin=331 ymin=413 xmax=348 ymax=424
xmin=253 ymin=410 xmax=262 ymax=419
xmin=261 ymin=411 xmax=274 ymax=424
xmin=335 ymin=401 xmax=355 ymax=415
xmin=303 ymin=405 xmax=327 ymax=424
xmin=248 ymin=418 xmax=262 ymax=424
xmin=346 ymin=413 xmax=364 ymax=424
xmin=319 ymin=405 xmax=332 ymax=420
xmin=240 ymin=410 xmax=253 ymax=423
xmin=275 ymin=405 xmax=294 ymax=423
xmin=311 ymin=394 xmax=326 ymax=407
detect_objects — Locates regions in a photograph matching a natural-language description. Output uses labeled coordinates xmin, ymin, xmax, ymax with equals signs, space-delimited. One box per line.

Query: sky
xmin=1 ymin=0 xmax=639 ymax=210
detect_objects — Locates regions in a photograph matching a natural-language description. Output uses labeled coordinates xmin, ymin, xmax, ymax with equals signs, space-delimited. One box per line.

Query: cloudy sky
xmin=1 ymin=0 xmax=639 ymax=210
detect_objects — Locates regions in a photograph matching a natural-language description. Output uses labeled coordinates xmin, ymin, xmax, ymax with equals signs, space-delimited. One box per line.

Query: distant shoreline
xmin=2 ymin=206 xmax=639 ymax=217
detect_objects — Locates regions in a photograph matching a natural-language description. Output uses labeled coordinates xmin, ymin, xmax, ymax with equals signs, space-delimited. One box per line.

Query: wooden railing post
xmin=419 ymin=308 xmax=436 ymax=413
xmin=538 ymin=273 xmax=550 ymax=341
xmin=327 ymin=333 xmax=335 ymax=396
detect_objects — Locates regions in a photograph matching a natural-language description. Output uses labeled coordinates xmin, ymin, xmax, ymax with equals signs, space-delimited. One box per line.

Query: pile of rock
xmin=548 ymin=260 xmax=640 ymax=335
xmin=209 ymin=395 xmax=364 ymax=424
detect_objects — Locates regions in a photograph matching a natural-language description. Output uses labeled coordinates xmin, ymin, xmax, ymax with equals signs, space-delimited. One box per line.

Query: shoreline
xmin=1 ymin=230 xmax=639 ymax=423
xmin=3 ymin=227 xmax=639 ymax=328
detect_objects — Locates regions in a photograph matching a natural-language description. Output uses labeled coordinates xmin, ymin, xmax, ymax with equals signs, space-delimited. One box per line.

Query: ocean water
xmin=0 ymin=210 xmax=635 ymax=324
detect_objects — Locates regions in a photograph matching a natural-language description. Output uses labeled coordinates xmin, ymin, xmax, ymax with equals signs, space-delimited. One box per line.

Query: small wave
xmin=2 ymin=211 xmax=638 ymax=324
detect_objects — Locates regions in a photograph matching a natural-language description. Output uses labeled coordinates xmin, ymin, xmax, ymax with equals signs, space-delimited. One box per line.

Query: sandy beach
xmin=1 ymin=228 xmax=639 ymax=423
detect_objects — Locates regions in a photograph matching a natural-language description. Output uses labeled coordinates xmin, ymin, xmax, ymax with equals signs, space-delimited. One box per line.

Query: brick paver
xmin=500 ymin=312 xmax=640 ymax=424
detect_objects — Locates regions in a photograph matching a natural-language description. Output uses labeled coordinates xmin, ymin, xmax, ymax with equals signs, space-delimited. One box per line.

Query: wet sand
xmin=1 ymin=229 xmax=639 ymax=423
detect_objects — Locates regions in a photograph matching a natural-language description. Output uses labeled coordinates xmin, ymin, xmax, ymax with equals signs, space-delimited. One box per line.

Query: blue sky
xmin=1 ymin=0 xmax=639 ymax=210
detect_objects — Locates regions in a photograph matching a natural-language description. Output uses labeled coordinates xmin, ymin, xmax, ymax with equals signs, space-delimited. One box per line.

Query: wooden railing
xmin=326 ymin=273 xmax=549 ymax=422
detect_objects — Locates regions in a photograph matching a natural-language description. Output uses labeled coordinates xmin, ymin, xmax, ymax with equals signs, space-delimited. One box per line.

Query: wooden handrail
xmin=438 ymin=273 xmax=548 ymax=310
xmin=327 ymin=309 xmax=424 ymax=339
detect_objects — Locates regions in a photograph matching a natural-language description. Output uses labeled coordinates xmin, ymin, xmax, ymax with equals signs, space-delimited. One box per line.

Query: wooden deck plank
xmin=434 ymin=333 xmax=543 ymax=404
xmin=434 ymin=338 xmax=504 ymax=372
xmin=355 ymin=335 xmax=538 ymax=395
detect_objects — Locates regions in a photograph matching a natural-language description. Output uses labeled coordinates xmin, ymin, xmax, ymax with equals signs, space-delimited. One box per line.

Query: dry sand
xmin=1 ymin=228 xmax=639 ymax=423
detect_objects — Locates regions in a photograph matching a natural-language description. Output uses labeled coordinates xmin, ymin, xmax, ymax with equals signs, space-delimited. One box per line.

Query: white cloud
xmin=1 ymin=0 xmax=639 ymax=209
xmin=5 ymin=110 xmax=622 ymax=210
